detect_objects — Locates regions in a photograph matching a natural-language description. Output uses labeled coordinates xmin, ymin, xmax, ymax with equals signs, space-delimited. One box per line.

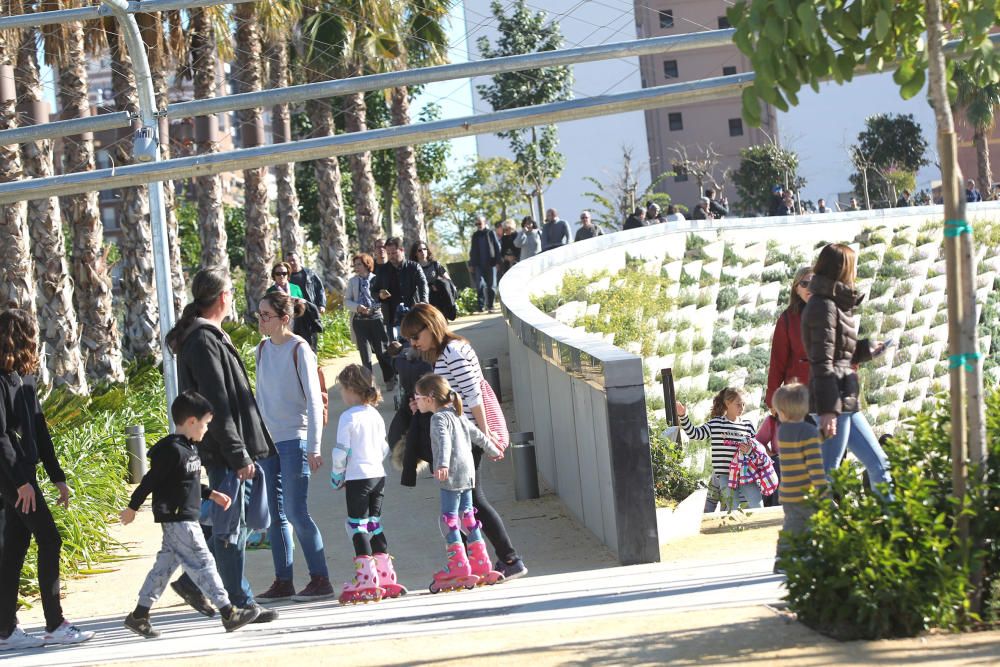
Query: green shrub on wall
xmin=648 ymin=413 xmax=704 ymax=505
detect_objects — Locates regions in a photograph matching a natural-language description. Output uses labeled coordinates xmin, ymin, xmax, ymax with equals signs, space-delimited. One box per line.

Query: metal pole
xmin=0 ymin=74 xmax=754 ymax=203
xmin=0 ymin=111 xmax=131 ymax=146
xmin=0 ymin=30 xmax=737 ymax=147
xmin=0 ymin=0 xmax=255 ymax=30
xmin=100 ymin=0 xmax=178 ymax=420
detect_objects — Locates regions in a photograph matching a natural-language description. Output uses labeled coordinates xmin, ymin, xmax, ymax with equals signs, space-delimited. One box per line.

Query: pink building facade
xmin=635 ymin=1 xmax=777 ymax=212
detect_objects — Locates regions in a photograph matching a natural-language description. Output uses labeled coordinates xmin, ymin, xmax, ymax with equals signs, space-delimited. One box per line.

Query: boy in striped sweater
xmin=772 ymin=382 xmax=827 ymax=573
xmin=677 ymin=387 xmax=762 ymax=513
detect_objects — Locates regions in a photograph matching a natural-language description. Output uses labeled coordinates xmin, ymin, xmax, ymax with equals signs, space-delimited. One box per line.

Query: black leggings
xmin=345 ymin=477 xmax=387 ymax=557
xmin=0 ymin=479 xmax=64 ymax=635
xmin=353 ymin=318 xmax=394 ymax=382
xmin=471 ymin=448 xmax=517 ymax=563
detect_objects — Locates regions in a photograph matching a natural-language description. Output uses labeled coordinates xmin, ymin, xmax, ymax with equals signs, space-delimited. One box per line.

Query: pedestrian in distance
xmin=401 ymin=304 xmax=528 ymax=581
xmin=268 ymin=262 xmax=302 ymax=299
xmin=691 ymin=197 xmax=715 ymax=221
xmin=663 ymin=204 xmax=686 ymax=223
xmin=540 ymin=208 xmax=571 ymax=252
xmin=802 ymin=243 xmax=893 ymax=500
xmin=467 ymin=216 xmax=501 ymax=313
xmin=771 ymin=383 xmax=827 ymax=573
xmin=373 ymin=237 xmax=429 ymax=341
xmin=0 ymin=308 xmax=95 ymax=650
xmin=677 ymin=387 xmax=765 ymax=512
xmin=330 ymin=365 xmax=407 ymax=604
xmin=121 ymin=391 xmax=261 ymax=638
xmin=574 ymin=210 xmax=602 ymax=242
xmin=414 ymin=373 xmax=505 ymax=593
xmin=704 ymin=188 xmax=729 ymax=218
xmin=514 ymin=217 xmax=541 ymax=260
xmin=623 ymin=206 xmax=647 ymax=230
xmin=253 ymin=291 xmax=334 ymax=603
xmin=346 ymin=253 xmax=397 ymax=392
xmin=966 ymin=178 xmax=982 ymax=203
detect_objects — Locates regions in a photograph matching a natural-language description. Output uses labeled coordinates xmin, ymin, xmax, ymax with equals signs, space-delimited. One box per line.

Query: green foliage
xmin=174 ymin=201 xmax=202 ymax=270
xmin=316 ymin=309 xmax=354 ymax=362
xmin=781 ymin=388 xmax=1000 ymax=639
xmin=732 ymin=143 xmax=807 ymax=215
xmin=716 ymin=286 xmax=739 ymax=311
xmin=849 ymin=114 xmax=929 ymax=207
xmin=225 ymin=205 xmax=247 ymax=270
xmin=648 ymin=414 xmax=703 ymax=504
xmin=457 ymin=287 xmax=479 ymax=317
xmin=684 ymin=233 xmax=710 ymax=261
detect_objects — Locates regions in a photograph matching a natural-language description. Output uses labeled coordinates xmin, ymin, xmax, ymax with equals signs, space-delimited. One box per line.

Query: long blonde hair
xmin=337 ymin=364 xmax=381 ymax=406
xmin=415 ymin=373 xmax=463 ymax=415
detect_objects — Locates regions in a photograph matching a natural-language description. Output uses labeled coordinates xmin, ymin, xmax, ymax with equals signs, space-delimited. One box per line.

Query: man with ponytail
xmin=165 ymin=268 xmax=278 ymax=623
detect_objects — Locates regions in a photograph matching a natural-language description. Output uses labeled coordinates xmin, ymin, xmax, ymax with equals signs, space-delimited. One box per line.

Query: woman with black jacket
xmin=801 ymin=244 xmax=892 ymax=499
xmin=0 ymin=309 xmax=94 ymax=649
xmin=164 ymin=268 xmax=277 ymax=622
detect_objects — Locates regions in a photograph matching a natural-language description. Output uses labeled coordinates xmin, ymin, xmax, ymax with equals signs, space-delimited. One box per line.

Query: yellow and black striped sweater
xmin=777 ymin=421 xmax=827 ymax=504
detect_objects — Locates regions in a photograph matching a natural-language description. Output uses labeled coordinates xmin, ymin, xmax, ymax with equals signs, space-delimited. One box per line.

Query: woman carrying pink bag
xmin=401 ymin=304 xmax=526 ymax=581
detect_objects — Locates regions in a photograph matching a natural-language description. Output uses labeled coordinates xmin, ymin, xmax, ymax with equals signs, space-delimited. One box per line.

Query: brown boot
xmin=256 ymin=578 xmax=295 ymax=603
xmin=292 ymin=575 xmax=336 ymax=602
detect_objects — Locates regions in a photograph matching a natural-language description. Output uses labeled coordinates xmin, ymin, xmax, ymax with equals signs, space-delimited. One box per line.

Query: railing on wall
xmin=497 ymin=202 xmax=1000 ymax=565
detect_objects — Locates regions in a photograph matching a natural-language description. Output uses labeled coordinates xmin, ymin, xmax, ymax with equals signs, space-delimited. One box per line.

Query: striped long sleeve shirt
xmin=679 ymin=413 xmax=757 ymax=475
xmin=777 ymin=420 xmax=827 ymax=504
xmin=434 ymin=340 xmax=483 ymax=421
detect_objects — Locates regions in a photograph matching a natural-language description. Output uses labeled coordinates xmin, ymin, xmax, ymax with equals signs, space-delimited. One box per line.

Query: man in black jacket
xmin=704 ymin=188 xmax=730 ymax=218
xmin=286 ymin=252 xmax=325 ymax=351
xmin=468 ymin=215 xmax=501 ymax=312
xmin=374 ymin=236 xmax=429 ymax=340
xmin=166 ymin=269 xmax=277 ymax=623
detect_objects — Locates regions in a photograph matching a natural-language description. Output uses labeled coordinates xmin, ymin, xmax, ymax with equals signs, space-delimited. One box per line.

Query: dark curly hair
xmin=0 ymin=308 xmax=40 ymax=375
xmin=408 ymin=240 xmax=435 ymax=263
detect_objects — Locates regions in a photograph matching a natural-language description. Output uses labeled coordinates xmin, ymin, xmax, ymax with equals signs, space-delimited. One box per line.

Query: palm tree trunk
xmin=344 ymin=87 xmax=381 ymax=252
xmin=0 ymin=25 xmax=35 ymax=319
xmin=189 ymin=7 xmax=229 ymax=274
xmin=58 ymin=21 xmax=125 ymax=383
xmin=973 ymin=127 xmax=992 ymax=198
xmin=107 ymin=30 xmax=160 ymax=363
xmin=16 ymin=27 xmax=87 ymax=392
xmin=234 ymin=5 xmax=275 ymax=319
xmin=267 ymin=42 xmax=303 ymax=259
xmin=391 ymin=86 xmax=426 ymax=248
xmin=307 ymin=100 xmax=349 ymax=295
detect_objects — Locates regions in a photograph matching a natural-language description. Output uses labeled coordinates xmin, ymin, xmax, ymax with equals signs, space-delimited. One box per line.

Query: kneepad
xmin=438 ymin=512 xmax=460 ymax=538
xmin=345 ymin=517 xmax=369 ymax=539
xmin=460 ymin=509 xmax=481 ymax=533
xmin=367 ymin=515 xmax=383 ymax=536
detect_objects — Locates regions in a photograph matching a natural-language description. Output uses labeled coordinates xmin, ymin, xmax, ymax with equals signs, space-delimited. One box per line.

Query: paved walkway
xmin=11 ymin=314 xmax=1000 ymax=665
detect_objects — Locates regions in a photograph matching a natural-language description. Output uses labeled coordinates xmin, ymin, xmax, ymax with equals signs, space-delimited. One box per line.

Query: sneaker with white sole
xmin=42 ymin=621 xmax=94 ymax=645
xmin=0 ymin=626 xmax=45 ymax=650
xmin=493 ymin=557 xmax=528 ymax=582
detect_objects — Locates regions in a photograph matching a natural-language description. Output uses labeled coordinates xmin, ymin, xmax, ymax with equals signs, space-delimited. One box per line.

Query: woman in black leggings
xmin=400 ymin=304 xmax=527 ymax=580
xmin=0 ymin=309 xmax=94 ymax=649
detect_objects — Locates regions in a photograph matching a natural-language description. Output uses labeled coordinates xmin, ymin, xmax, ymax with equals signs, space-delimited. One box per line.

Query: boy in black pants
xmin=120 ymin=391 xmax=259 ymax=638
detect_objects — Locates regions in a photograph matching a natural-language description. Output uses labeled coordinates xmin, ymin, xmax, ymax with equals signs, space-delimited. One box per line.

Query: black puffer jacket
xmin=173 ymin=319 xmax=275 ymax=470
xmin=801 ymin=275 xmax=872 ymax=415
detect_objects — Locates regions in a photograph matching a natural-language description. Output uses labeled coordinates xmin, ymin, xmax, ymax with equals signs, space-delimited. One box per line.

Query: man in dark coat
xmin=623 ymin=206 xmax=646 ymax=230
xmin=373 ymin=236 xmax=429 ymax=340
xmin=285 ymin=252 xmax=325 ymax=351
xmin=467 ymin=215 xmax=501 ymax=312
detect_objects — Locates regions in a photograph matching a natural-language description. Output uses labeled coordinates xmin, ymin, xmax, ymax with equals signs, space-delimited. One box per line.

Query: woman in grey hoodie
xmin=513 ymin=216 xmax=541 ymax=260
xmin=414 ymin=374 xmax=504 ymax=592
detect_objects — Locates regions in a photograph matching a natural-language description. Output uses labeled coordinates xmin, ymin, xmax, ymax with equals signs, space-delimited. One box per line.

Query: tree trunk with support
xmin=234 ymin=4 xmax=275 ymax=320
xmin=16 ymin=26 xmax=87 ymax=392
xmin=267 ymin=42 xmax=303 ymax=259
xmin=189 ymin=7 xmax=228 ymax=275
xmin=307 ymin=100 xmax=349 ymax=295
xmin=344 ymin=87 xmax=381 ymax=253
xmin=973 ymin=128 xmax=992 ymax=199
xmin=391 ymin=86 xmax=426 ymax=248
xmin=58 ymin=20 xmax=124 ymax=383
xmin=108 ymin=30 xmax=160 ymax=363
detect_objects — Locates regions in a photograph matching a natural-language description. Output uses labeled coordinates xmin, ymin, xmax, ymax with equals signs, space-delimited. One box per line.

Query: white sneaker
xmin=0 ymin=626 xmax=45 ymax=650
xmin=42 ymin=621 xmax=94 ymax=645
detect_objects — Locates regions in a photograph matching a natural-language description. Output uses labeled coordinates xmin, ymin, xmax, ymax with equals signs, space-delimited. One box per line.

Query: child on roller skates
xmin=330 ymin=364 xmax=407 ymax=604
xmin=414 ymin=373 xmax=505 ymax=593
xmin=120 ymin=391 xmax=260 ymax=637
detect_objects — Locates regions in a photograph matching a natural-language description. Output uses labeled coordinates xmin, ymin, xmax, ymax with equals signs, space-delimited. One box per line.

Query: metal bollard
xmin=126 ymin=424 xmax=148 ymax=484
xmin=482 ymin=357 xmax=502 ymax=403
xmin=510 ymin=431 xmax=539 ymax=501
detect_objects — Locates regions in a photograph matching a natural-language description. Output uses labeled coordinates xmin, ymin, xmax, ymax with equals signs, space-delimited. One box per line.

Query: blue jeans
xmin=819 ymin=412 xmax=893 ymax=500
xmin=703 ymin=473 xmax=764 ymax=513
xmin=471 ymin=265 xmax=496 ymax=311
xmin=258 ymin=440 xmax=329 ymax=580
xmin=205 ymin=464 xmax=254 ymax=607
xmin=440 ymin=488 xmax=483 ymax=545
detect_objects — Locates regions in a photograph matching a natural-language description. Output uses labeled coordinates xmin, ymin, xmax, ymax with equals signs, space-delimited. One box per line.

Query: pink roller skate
xmin=373 ymin=552 xmax=408 ymax=598
xmin=466 ymin=540 xmax=504 ymax=586
xmin=338 ymin=556 xmax=384 ymax=605
xmin=428 ymin=543 xmax=478 ymax=593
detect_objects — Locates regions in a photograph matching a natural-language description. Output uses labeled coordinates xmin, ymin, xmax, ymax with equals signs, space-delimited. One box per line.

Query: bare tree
xmin=668 ymin=143 xmax=732 ymax=196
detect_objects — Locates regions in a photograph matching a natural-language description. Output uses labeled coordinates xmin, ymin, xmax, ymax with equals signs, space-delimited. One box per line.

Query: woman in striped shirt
xmin=401 ymin=304 xmax=527 ymax=581
xmin=677 ymin=387 xmax=763 ymax=513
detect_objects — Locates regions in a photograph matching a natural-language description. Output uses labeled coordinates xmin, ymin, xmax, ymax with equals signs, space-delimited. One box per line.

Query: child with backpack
xmin=121 ymin=391 xmax=260 ymax=637
xmin=330 ymin=364 xmax=407 ymax=603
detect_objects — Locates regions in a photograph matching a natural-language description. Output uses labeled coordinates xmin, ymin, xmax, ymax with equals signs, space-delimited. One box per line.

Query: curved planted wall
xmin=498 ymin=202 xmax=1000 ymax=565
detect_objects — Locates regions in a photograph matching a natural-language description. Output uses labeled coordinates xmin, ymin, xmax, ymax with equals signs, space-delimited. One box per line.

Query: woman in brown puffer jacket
xmin=801 ymin=243 xmax=892 ymax=499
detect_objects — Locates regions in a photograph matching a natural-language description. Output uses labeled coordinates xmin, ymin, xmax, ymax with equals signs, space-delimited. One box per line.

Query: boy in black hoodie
xmin=120 ymin=391 xmax=259 ymax=638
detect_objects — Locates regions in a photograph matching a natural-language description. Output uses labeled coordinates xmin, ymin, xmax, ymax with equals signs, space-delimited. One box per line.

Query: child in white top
xmin=330 ymin=364 xmax=405 ymax=603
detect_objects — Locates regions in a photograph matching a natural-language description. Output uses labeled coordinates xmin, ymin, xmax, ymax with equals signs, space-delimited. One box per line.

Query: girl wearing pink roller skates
xmin=330 ymin=365 xmax=407 ymax=604
xmin=414 ymin=374 xmax=505 ymax=593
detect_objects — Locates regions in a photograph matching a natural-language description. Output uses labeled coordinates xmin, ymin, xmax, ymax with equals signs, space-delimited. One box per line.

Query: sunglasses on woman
xmin=273 ymin=271 xmax=288 ymax=277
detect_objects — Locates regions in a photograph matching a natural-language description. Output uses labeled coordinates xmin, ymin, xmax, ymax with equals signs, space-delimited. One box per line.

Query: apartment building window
xmin=663 ymin=60 xmax=678 ymax=79
xmin=718 ymin=16 xmax=731 ymax=29
xmin=729 ymin=118 xmax=744 ymax=136
xmin=659 ymin=9 xmax=674 ymax=29
xmin=668 ymin=112 xmax=683 ymax=131
xmin=722 ymin=65 xmax=737 ymax=76
xmin=673 ymin=165 xmax=689 ymax=182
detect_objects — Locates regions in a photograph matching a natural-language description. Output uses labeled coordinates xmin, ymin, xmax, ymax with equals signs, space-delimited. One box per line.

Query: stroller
xmin=386 ymin=339 xmax=434 ymax=486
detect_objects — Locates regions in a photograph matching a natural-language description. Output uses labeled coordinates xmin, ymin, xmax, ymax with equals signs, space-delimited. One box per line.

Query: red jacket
xmin=765 ymin=306 xmax=810 ymax=408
